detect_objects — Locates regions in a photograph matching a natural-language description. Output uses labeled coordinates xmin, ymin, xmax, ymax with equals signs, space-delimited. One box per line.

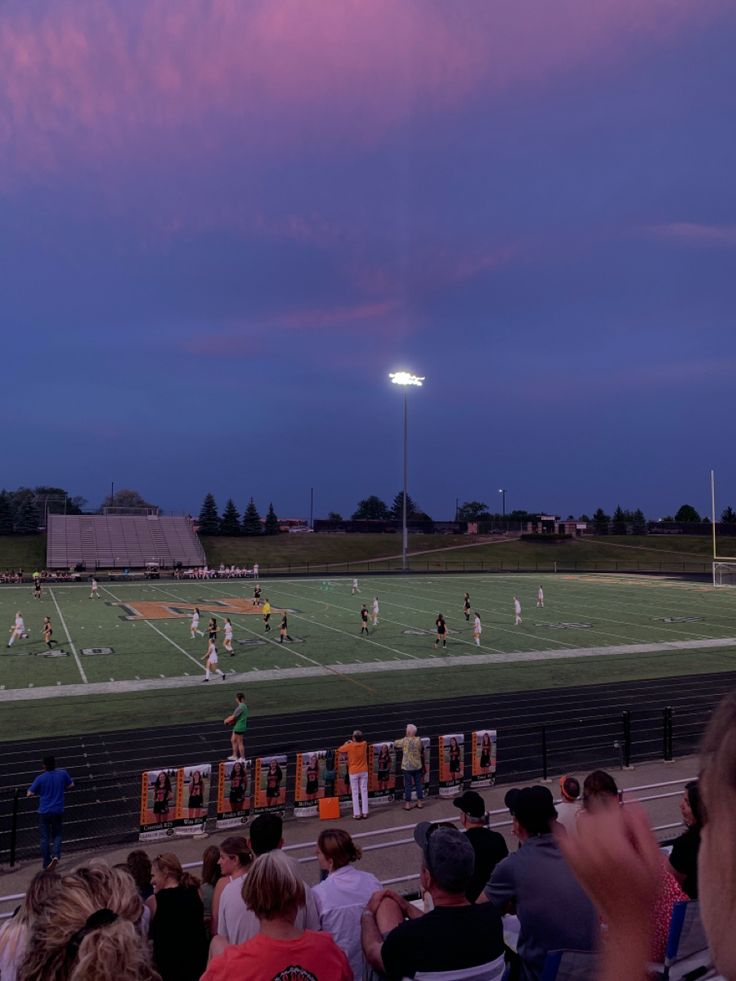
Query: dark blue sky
xmin=2 ymin=0 xmax=735 ymax=520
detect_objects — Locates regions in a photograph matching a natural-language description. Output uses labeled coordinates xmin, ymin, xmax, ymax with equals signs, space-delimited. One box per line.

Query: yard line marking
xmin=49 ymin=588 xmax=88 ymax=683
xmin=100 ymin=585 xmax=204 ymax=674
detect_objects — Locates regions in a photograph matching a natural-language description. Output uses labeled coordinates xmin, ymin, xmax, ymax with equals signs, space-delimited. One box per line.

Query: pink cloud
xmin=0 ymin=0 xmax=730 ymax=185
xmin=642 ymin=223 xmax=736 ymax=247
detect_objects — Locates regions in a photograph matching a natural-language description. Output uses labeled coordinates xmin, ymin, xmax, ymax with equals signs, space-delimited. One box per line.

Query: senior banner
xmin=294 ymin=750 xmax=329 ymax=818
xmin=470 ymin=730 xmax=497 ymax=788
xmin=438 ymin=733 xmax=465 ymax=798
xmin=254 ymin=754 xmax=288 ymax=813
xmin=216 ymin=759 xmax=253 ymax=830
xmin=369 ymin=741 xmax=397 ymax=803
xmin=139 ymin=762 xmax=211 ymax=841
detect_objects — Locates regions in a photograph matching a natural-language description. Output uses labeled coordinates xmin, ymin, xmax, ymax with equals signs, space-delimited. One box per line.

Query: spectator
xmin=337 ymin=729 xmax=370 ymax=820
xmin=150 ymin=852 xmax=208 ymax=981
xmin=453 ymin=790 xmax=509 ymax=902
xmin=26 ymin=754 xmax=74 ymax=870
xmin=556 ymin=775 xmax=582 ymax=834
xmin=212 ymin=836 xmax=254 ymax=948
xmin=0 ymin=869 xmax=60 ymax=981
xmin=363 ymin=821 xmax=505 ymax=979
xmin=200 ymin=845 xmax=222 ymax=937
xmin=126 ymin=850 xmax=156 ymax=919
xmin=484 ymin=785 xmax=599 ymax=980
xmin=668 ymin=779 xmax=702 ymax=899
xmin=203 ymin=850 xmax=351 ymax=981
xmin=394 ymin=724 xmax=425 ymax=811
xmin=18 ymin=862 xmax=156 ymax=981
xmin=313 ymin=828 xmax=382 ymax=979
xmin=211 ymin=835 xmax=250 ymax=932
xmin=581 ymin=769 xmax=620 ymax=813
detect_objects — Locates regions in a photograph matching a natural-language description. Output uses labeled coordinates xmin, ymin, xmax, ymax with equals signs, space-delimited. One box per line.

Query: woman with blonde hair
xmin=203 ymin=850 xmax=350 ymax=981
xmin=0 ymin=868 xmax=60 ymax=981
xmin=18 ymin=862 xmax=157 ymax=981
xmin=150 ymin=853 xmax=208 ymax=981
xmin=313 ymin=828 xmax=382 ymax=980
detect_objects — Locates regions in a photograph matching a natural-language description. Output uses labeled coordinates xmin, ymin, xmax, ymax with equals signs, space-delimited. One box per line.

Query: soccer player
xmin=537 ymin=585 xmax=545 ymax=608
xmin=8 ymin=612 xmax=29 ymax=647
xmin=33 ymin=578 xmax=42 ymax=600
xmin=360 ymin=605 xmax=369 ymax=635
xmin=473 ymin=612 xmax=482 ymax=647
xmin=352 ymin=578 xmax=360 ymax=595
xmin=514 ymin=595 xmax=522 ymax=625
xmin=43 ymin=616 xmax=57 ymax=650
xmin=372 ymin=596 xmax=380 ymax=626
xmin=463 ymin=592 xmax=471 ymax=621
xmin=202 ymin=638 xmax=226 ymax=682
xmin=253 ymin=584 xmax=262 ymax=607
xmin=435 ymin=613 xmax=447 ymax=648
xmin=89 ymin=578 xmax=99 ymax=599
xmin=223 ymin=617 xmax=234 ymax=655
xmin=279 ymin=613 xmax=293 ymax=643
xmin=262 ymin=599 xmax=271 ymax=632
xmin=190 ymin=607 xmax=203 ymax=638
xmin=207 ymin=617 xmax=218 ymax=643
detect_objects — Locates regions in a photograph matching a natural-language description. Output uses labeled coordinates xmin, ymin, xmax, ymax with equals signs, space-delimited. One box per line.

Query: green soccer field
xmin=1 ymin=573 xmax=735 ymax=739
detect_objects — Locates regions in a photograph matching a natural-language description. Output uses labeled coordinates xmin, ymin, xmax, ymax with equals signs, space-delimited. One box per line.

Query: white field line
xmin=49 ymin=588 xmax=87 ymax=683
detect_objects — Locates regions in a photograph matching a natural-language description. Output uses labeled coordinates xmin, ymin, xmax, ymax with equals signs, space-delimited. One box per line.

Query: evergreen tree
xmin=220 ymin=499 xmax=241 ymax=536
xmin=14 ymin=494 xmax=40 ymax=535
xmin=264 ymin=502 xmax=280 ymax=535
xmin=391 ymin=491 xmax=418 ymax=520
xmin=611 ymin=506 xmax=627 ymax=536
xmin=720 ymin=506 xmax=736 ymax=525
xmin=352 ymin=496 xmax=390 ymax=520
xmin=0 ymin=492 xmax=13 ymax=535
xmin=198 ymin=493 xmax=220 ymax=535
xmin=592 ymin=508 xmax=610 ymax=535
xmin=242 ymin=498 xmax=263 ymax=536
xmin=631 ymin=509 xmax=647 ymax=535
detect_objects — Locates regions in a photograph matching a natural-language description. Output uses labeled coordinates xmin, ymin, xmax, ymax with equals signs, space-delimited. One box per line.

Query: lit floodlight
xmin=389 ymin=371 xmax=425 ymax=387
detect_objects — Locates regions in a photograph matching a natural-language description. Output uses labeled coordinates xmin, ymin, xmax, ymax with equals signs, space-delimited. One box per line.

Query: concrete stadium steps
xmin=46 ymin=515 xmax=204 ymax=570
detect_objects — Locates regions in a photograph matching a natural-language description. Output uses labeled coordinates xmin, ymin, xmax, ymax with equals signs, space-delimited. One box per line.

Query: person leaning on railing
xmin=394 ymin=724 xmax=425 ymax=811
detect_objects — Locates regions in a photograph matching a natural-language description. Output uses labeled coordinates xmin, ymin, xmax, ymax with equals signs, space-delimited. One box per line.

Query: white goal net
xmin=713 ymin=561 xmax=736 ymax=587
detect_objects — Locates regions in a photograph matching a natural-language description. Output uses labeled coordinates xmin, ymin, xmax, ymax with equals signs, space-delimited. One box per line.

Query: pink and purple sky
xmin=2 ymin=0 xmax=735 ymax=518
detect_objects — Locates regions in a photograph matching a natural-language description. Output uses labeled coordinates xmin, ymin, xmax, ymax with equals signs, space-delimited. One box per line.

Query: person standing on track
xmin=27 ymin=755 xmax=74 ymax=870
xmin=473 ymin=612 xmax=482 ymax=647
xmin=225 ymin=692 xmax=248 ymax=761
xmin=7 ymin=611 xmax=29 ymax=647
xmin=434 ymin=613 xmax=447 ymax=649
xmin=371 ymin=596 xmax=379 ymax=626
xmin=279 ymin=613 xmax=293 ymax=643
xmin=537 ymin=586 xmax=544 ymax=608
xmin=463 ymin=592 xmax=471 ymax=621
xmin=190 ymin=607 xmax=203 ymax=638
xmin=513 ymin=595 xmax=522 ymax=625
xmin=202 ymin=638 xmax=226 ymax=682
xmin=262 ymin=599 xmax=271 ymax=632
xmin=224 ymin=617 xmax=234 ymax=655
xmin=360 ymin=605 xmax=370 ymax=636
xmin=337 ymin=730 xmax=369 ymax=820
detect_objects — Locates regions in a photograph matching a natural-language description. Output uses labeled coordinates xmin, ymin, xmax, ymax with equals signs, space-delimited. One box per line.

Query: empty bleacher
xmin=46 ymin=515 xmax=206 ymax=570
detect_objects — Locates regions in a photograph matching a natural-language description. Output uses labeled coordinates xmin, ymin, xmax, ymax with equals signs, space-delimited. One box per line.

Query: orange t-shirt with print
xmin=337 ymin=740 xmax=369 ymax=775
xmin=202 ymin=930 xmax=351 ymax=981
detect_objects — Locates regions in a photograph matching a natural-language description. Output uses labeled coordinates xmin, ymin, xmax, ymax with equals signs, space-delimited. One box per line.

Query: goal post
xmin=713 ymin=562 xmax=736 ymax=587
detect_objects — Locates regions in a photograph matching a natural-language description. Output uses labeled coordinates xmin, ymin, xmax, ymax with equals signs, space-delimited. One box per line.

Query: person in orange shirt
xmin=337 ymin=730 xmax=369 ymax=820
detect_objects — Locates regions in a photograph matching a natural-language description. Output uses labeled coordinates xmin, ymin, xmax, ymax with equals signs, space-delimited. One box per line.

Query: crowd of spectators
xmin=1 ymin=695 xmax=734 ymax=980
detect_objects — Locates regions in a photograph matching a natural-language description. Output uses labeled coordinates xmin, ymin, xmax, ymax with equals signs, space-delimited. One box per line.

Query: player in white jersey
xmin=473 ymin=612 xmax=482 ymax=647
xmin=537 ymin=585 xmax=544 ymax=608
xmin=352 ymin=578 xmax=360 ymax=594
xmin=224 ymin=617 xmax=234 ymax=655
xmin=89 ymin=578 xmax=100 ymax=599
xmin=513 ymin=596 xmax=522 ymax=625
xmin=190 ymin=607 xmax=203 ymax=638
xmin=371 ymin=596 xmax=379 ymax=626
xmin=202 ymin=638 xmax=225 ymax=682
xmin=7 ymin=612 xmax=29 ymax=647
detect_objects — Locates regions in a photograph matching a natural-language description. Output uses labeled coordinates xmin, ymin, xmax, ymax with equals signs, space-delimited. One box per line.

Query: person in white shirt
xmin=223 ymin=618 xmax=234 ymax=655
xmin=473 ymin=612 xmax=482 ymax=647
xmin=537 ymin=586 xmax=544 ymax=608
xmin=191 ymin=607 xmax=202 ymax=639
xmin=371 ymin=596 xmax=379 ymax=626
xmin=202 ymin=639 xmax=225 ymax=682
xmin=313 ymin=828 xmax=382 ymax=980
xmin=556 ymin=775 xmax=582 ymax=835
xmin=89 ymin=578 xmax=100 ymax=599
xmin=513 ymin=596 xmax=522 ymax=625
xmin=7 ymin=612 xmax=28 ymax=647
xmin=352 ymin=578 xmax=360 ymax=594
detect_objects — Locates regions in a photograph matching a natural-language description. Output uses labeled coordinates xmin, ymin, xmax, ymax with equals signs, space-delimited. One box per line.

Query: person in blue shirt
xmin=27 ymin=755 xmax=74 ymax=870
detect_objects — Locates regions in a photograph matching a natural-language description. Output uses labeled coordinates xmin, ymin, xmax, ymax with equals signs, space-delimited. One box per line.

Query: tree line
xmin=197 ymin=494 xmax=280 ymax=537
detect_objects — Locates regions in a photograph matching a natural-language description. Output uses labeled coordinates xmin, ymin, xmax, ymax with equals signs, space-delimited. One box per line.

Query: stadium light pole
xmin=498 ymin=488 xmax=507 ymax=520
xmin=389 ymin=371 xmax=425 ymax=571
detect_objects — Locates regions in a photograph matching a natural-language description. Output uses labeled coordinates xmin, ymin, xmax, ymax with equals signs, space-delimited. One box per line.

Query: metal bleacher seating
xmin=46 ymin=515 xmax=206 ymax=570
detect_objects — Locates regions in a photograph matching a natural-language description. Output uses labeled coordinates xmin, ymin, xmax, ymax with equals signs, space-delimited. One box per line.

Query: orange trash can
xmin=318 ymin=797 xmax=341 ymax=820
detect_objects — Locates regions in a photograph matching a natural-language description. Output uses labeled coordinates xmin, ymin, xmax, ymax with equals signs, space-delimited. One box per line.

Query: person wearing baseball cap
xmin=362 ymin=822 xmax=505 ymax=979
xmin=453 ymin=790 xmax=508 ymax=902
xmin=483 ymin=786 xmax=599 ymax=980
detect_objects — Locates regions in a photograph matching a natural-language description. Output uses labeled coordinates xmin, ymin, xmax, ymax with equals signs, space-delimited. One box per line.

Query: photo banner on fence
xmin=470 ymin=730 xmax=497 ymax=788
xmin=369 ymin=741 xmax=396 ymax=803
xmin=438 ymin=733 xmax=465 ymax=797
xmin=294 ymin=751 xmax=328 ymax=818
xmin=254 ymin=755 xmax=288 ymax=812
xmin=336 ymin=749 xmax=353 ymax=808
xmin=139 ymin=762 xmax=211 ymax=841
xmin=216 ymin=759 xmax=252 ymax=830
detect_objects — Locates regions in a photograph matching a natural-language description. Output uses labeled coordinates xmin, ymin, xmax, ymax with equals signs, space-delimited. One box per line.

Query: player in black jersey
xmin=435 ymin=614 xmax=447 ymax=648
xmin=360 ymin=605 xmax=369 ymax=636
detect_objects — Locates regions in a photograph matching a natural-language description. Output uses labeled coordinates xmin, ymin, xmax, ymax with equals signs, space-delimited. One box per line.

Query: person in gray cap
xmin=482 ymin=786 xmax=599 ymax=980
xmin=453 ymin=790 xmax=508 ymax=902
xmin=361 ymin=821 xmax=505 ymax=979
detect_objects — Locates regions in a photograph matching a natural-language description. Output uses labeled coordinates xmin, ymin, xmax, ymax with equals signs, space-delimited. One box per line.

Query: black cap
xmin=505 ymin=785 xmax=557 ymax=834
xmin=453 ymin=790 xmax=486 ymax=819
